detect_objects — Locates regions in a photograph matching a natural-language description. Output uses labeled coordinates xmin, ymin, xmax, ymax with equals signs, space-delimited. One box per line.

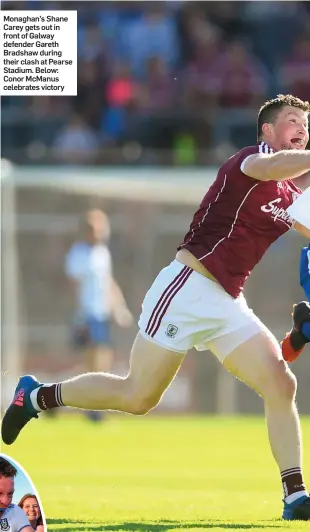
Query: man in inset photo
xmin=0 ymin=457 xmax=34 ymax=532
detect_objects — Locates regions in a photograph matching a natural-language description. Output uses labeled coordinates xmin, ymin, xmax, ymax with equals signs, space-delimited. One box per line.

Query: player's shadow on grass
xmin=47 ymin=518 xmax=286 ymax=531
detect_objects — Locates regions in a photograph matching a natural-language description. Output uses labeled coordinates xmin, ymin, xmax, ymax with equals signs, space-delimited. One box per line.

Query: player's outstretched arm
xmin=242 ymin=150 xmax=310 ymax=182
xmin=281 ymin=334 xmax=305 ymax=363
xmin=110 ymin=277 xmax=133 ymax=328
xmin=282 ymin=301 xmax=310 ymax=363
xmin=293 ymin=221 xmax=310 ymax=240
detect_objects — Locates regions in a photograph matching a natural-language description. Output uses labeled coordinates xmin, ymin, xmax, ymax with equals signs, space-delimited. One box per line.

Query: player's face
xmin=270 ymin=106 xmax=309 ymax=151
xmin=22 ymin=497 xmax=41 ymax=520
xmin=0 ymin=476 xmax=14 ymax=509
xmin=85 ymin=221 xmax=110 ymax=244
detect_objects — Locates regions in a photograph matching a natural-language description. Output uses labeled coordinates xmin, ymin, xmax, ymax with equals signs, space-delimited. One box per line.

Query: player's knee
xmin=262 ymin=359 xmax=297 ymax=402
xmin=123 ymin=377 xmax=159 ymax=414
xmin=128 ymin=394 xmax=160 ymax=415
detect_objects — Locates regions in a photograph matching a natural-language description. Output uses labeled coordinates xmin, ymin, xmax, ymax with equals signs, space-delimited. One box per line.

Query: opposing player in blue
xmin=282 ymin=243 xmax=310 ymax=362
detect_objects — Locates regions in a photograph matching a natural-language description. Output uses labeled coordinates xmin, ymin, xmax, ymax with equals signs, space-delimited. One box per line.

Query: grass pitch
xmin=2 ymin=414 xmax=310 ymax=531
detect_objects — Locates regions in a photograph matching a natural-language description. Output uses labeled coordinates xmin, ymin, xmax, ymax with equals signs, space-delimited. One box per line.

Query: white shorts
xmin=138 ymin=260 xmax=269 ymax=362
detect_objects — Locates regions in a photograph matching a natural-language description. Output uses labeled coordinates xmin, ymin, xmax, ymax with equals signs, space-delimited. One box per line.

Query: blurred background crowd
xmin=2 ymin=0 xmax=310 ymax=166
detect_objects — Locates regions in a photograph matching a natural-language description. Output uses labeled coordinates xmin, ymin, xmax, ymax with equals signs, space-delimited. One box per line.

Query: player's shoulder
xmin=219 ymin=143 xmax=263 ymax=179
xmin=6 ymin=504 xmax=25 ymax=516
xmin=8 ymin=503 xmax=22 ymax=511
xmin=232 ymin=141 xmax=272 ymax=163
xmin=67 ymin=241 xmax=88 ymax=256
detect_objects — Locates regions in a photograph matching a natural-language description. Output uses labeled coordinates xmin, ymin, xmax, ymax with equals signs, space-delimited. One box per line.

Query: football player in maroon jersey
xmin=3 ymin=94 xmax=310 ymax=521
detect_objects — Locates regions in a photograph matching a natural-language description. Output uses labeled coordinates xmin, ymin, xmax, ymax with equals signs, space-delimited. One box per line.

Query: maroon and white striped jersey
xmin=178 ymin=141 xmax=302 ymax=298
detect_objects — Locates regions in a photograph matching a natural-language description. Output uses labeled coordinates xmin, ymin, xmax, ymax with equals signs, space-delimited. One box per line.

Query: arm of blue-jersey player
xmin=282 ymin=246 xmax=310 ymax=363
xmin=300 ymin=244 xmax=310 ymax=341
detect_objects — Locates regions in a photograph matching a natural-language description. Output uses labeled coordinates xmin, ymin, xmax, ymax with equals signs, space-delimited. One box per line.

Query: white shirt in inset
xmin=0 ymin=504 xmax=31 ymax=532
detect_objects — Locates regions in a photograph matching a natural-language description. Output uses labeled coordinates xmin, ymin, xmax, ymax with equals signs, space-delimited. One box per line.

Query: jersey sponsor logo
xmin=0 ymin=518 xmax=10 ymax=531
xmin=165 ymin=324 xmax=178 ymax=338
xmin=261 ymin=198 xmax=294 ymax=225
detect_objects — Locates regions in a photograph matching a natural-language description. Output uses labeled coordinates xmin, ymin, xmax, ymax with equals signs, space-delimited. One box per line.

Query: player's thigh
xmin=127 ymin=332 xmax=186 ymax=401
xmin=222 ymin=329 xmax=296 ymax=399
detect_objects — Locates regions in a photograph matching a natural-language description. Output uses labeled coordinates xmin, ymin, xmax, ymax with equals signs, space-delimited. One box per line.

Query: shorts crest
xmin=166 ymin=324 xmax=178 ymax=338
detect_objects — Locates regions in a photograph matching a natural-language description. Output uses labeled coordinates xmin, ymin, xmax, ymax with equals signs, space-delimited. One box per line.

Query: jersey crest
xmin=0 ymin=518 xmax=10 ymax=531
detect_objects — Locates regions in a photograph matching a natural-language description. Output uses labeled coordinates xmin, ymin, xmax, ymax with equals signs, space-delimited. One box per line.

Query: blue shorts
xmin=73 ymin=317 xmax=111 ymax=348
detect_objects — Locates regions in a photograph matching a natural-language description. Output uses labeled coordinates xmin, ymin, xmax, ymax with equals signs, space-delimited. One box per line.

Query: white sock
xmin=285 ymin=490 xmax=308 ymax=504
xmin=30 ymin=384 xmax=54 ymax=412
xmin=30 ymin=388 xmax=42 ymax=412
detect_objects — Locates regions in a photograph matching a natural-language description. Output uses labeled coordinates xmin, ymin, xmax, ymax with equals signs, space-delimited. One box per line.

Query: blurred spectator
xmin=77 ymin=59 xmax=107 ymax=128
xmin=78 ymin=24 xmax=106 ymax=62
xmin=206 ymin=1 xmax=246 ymax=40
xmin=242 ymin=1 xmax=305 ymax=71
xmin=100 ymin=61 xmax=141 ymax=144
xmin=53 ymin=114 xmax=100 ymax=165
xmin=140 ymin=56 xmax=176 ymax=113
xmin=106 ymin=61 xmax=138 ymax=108
xmin=120 ymin=2 xmax=179 ymax=76
xmin=180 ymin=7 xmax=219 ymax=56
xmin=65 ymin=209 xmax=133 ymax=422
xmin=211 ymin=40 xmax=269 ymax=146
xmin=278 ymin=35 xmax=310 ymax=103
xmin=182 ymin=27 xmax=223 ymax=112
xmin=213 ymin=40 xmax=268 ymax=109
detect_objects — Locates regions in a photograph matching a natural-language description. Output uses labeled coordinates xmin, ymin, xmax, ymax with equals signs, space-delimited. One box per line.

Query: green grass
xmin=2 ymin=414 xmax=310 ymax=531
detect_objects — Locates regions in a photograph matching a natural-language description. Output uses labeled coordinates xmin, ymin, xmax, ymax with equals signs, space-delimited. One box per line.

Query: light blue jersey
xmin=65 ymin=241 xmax=112 ymax=320
xmin=0 ymin=504 xmax=31 ymax=532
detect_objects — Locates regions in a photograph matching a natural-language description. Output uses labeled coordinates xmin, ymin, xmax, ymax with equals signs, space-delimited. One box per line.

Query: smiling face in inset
xmin=0 ymin=476 xmax=14 ymax=509
xmin=21 ymin=496 xmax=41 ymax=523
xmin=262 ymin=105 xmax=309 ymax=151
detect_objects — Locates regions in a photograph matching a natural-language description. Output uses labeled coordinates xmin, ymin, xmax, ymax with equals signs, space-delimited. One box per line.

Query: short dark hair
xmin=257 ymin=94 xmax=310 ymax=140
xmin=0 ymin=457 xmax=17 ymax=478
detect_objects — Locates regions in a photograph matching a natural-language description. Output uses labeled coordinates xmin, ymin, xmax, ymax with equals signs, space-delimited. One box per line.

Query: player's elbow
xmin=242 ymin=154 xmax=275 ymax=181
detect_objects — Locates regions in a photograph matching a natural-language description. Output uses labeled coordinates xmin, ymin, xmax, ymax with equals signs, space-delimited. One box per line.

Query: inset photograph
xmin=0 ymin=455 xmax=46 ymax=532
